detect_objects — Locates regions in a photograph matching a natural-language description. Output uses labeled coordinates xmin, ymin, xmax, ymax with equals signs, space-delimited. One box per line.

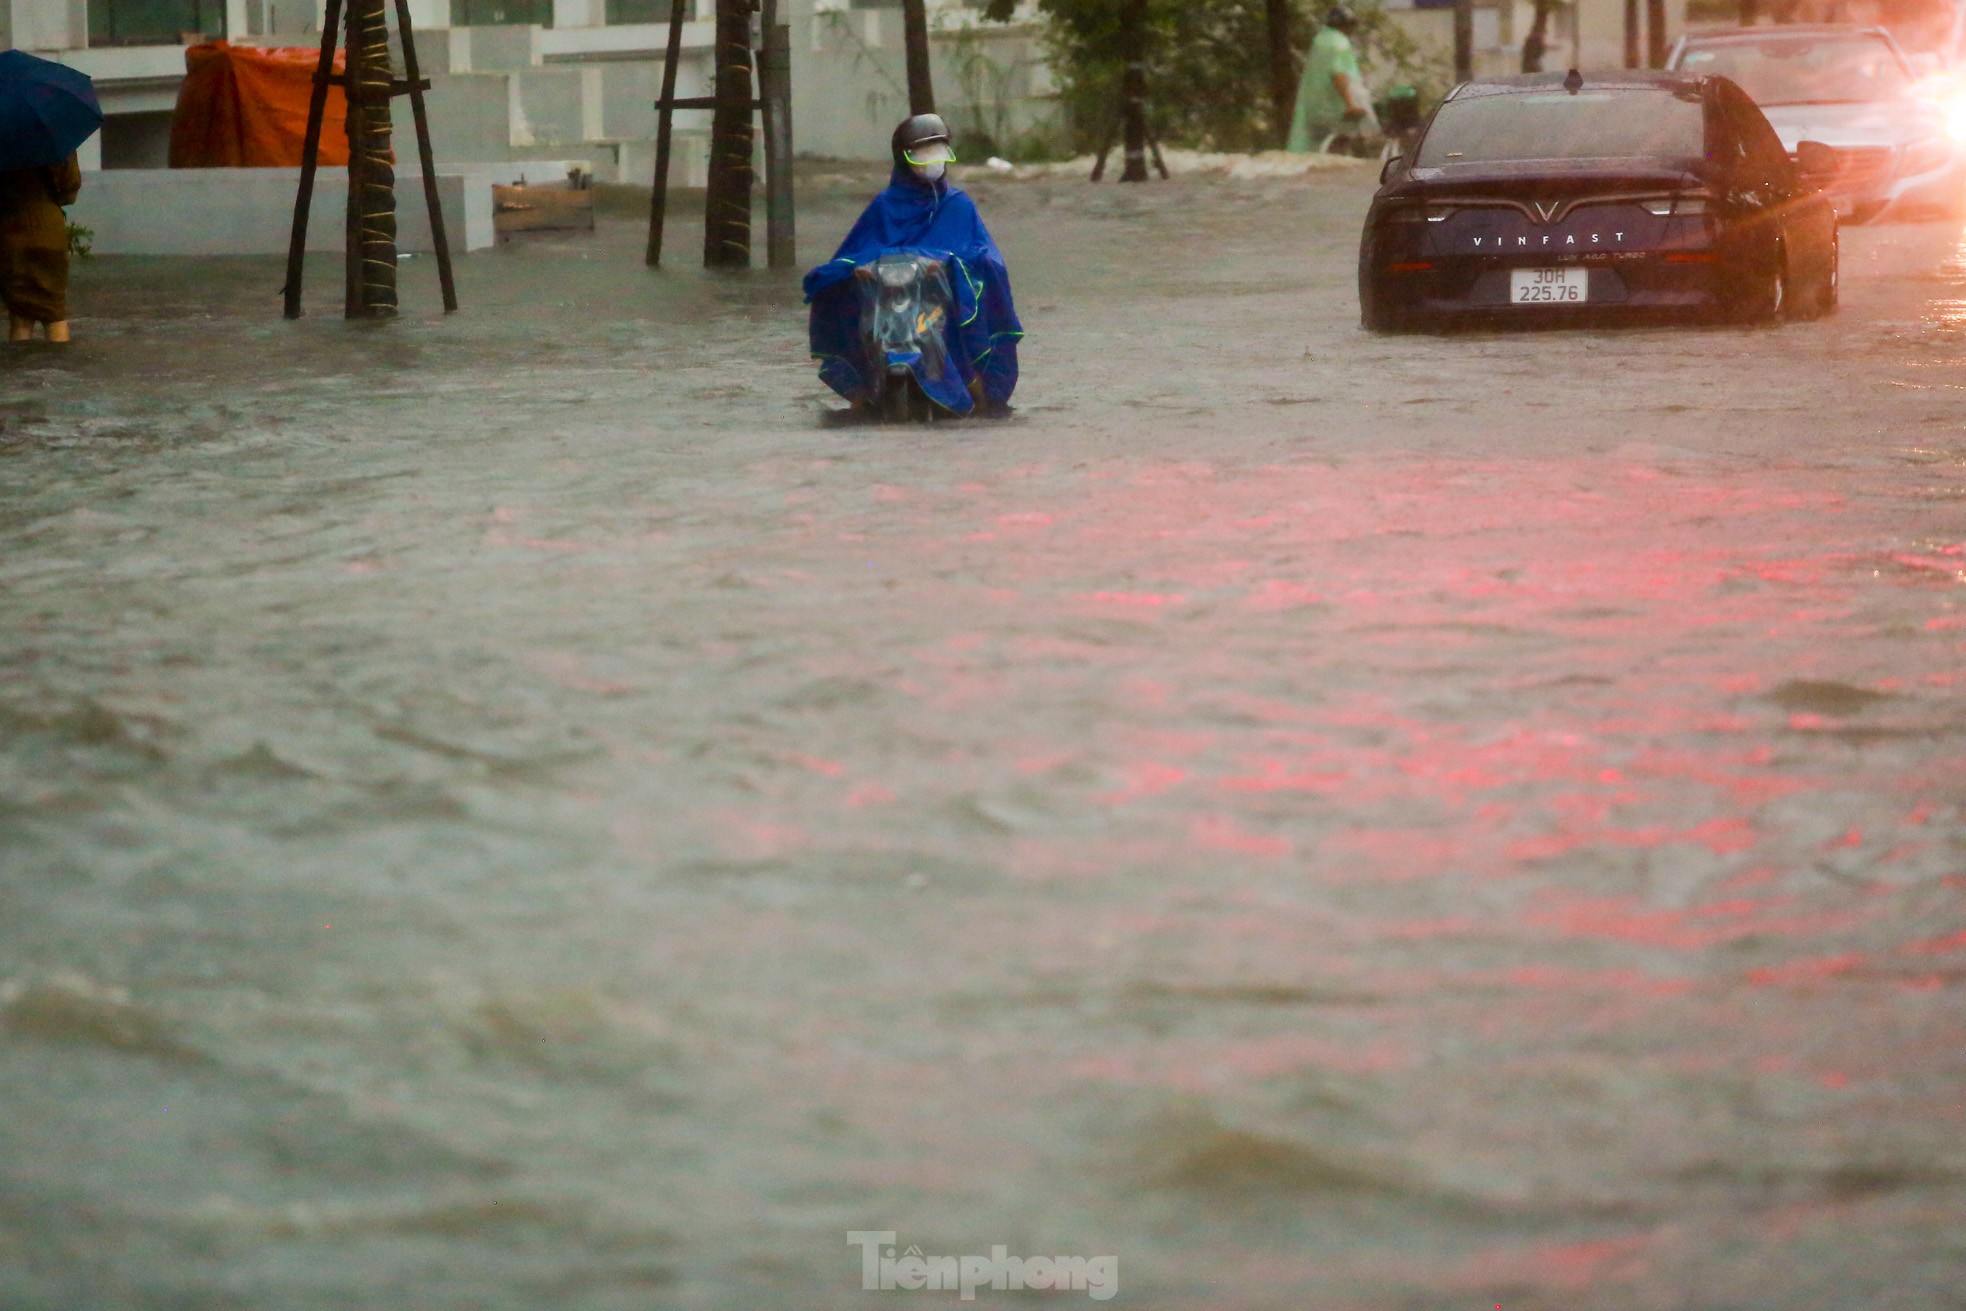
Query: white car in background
xmin=1669 ymin=24 xmax=1966 ymax=221
xmin=1857 ymin=0 xmax=1966 ymax=67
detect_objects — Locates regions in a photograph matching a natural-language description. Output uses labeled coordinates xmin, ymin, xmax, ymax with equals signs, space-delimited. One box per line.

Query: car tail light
xmin=1382 ymin=204 xmax=1428 ymax=224
xmin=1639 ymin=195 xmax=1710 ymax=216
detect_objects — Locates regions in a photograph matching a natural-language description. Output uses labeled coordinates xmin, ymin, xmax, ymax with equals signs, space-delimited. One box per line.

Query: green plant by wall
xmin=936 ymin=16 xmax=1067 ymax=162
xmin=817 ymin=10 xmax=911 ymax=135
xmin=980 ymin=0 xmax=1448 ymax=154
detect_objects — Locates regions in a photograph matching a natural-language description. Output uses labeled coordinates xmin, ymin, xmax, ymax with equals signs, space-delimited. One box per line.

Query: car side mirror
xmin=1793 ymin=140 xmax=1838 ymax=177
xmin=1379 ymin=154 xmax=1404 ymax=185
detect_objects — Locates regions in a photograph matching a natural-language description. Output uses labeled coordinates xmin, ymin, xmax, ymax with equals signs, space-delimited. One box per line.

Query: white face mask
xmin=914 ymin=160 xmax=946 ymax=182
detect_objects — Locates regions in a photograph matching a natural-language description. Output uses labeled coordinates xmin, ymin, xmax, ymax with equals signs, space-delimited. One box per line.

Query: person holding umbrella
xmin=1 ymin=50 xmax=103 ymax=344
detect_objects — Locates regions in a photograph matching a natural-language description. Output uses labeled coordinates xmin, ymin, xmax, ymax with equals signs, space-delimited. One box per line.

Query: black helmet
xmin=891 ymin=113 xmax=954 ymax=172
xmin=1323 ymin=4 xmax=1357 ymax=32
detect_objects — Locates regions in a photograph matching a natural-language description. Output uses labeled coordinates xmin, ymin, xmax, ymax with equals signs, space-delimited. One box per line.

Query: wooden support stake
xmin=283 ymin=0 xmax=343 ymax=319
xmin=395 ymin=0 xmax=456 ymax=312
xmin=645 ymin=0 xmax=689 ymax=267
xmin=760 ymin=0 xmax=795 ymax=270
xmin=1090 ymin=122 xmax=1116 ymax=182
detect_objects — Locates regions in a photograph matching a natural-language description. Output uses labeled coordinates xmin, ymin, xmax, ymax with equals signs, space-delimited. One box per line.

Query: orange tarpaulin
xmin=168 ymin=41 xmax=349 ymax=168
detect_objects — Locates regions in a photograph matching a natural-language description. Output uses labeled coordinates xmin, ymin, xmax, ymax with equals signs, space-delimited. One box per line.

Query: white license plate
xmin=1510 ymin=267 xmax=1589 ymax=304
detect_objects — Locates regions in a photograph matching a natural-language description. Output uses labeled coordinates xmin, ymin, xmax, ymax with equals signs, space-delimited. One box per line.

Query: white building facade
xmin=3 ymin=0 xmax=1687 ymax=178
xmin=1 ymin=0 xmax=1055 ymax=176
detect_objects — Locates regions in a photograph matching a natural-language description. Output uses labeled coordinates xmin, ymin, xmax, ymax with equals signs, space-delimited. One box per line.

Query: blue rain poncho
xmin=804 ymin=168 xmax=1022 ymax=414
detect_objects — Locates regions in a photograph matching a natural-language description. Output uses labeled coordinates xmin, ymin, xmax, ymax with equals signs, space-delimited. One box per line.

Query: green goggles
xmin=904 ymin=142 xmax=957 ymax=167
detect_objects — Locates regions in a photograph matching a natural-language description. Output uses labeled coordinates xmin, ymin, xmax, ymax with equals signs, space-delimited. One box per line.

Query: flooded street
xmin=3 ymin=165 xmax=1964 ymax=1309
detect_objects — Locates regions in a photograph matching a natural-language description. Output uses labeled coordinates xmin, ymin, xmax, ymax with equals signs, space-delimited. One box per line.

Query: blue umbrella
xmin=0 ymin=49 xmax=103 ymax=172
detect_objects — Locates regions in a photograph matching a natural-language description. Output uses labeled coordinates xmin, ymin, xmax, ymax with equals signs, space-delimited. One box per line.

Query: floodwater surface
xmin=2 ymin=167 xmax=1964 ymax=1310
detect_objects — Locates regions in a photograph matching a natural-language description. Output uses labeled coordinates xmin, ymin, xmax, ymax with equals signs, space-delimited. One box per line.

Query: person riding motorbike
xmin=1286 ymin=5 xmax=1379 ymax=154
xmin=804 ymin=114 xmax=1022 ymax=417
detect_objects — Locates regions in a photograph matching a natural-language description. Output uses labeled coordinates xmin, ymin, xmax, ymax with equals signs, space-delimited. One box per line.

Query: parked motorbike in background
xmin=858 ymin=253 xmax=958 ymax=423
xmin=1319 ymin=85 xmax=1425 ymax=164
xmin=1375 ymin=85 xmax=1424 ymax=164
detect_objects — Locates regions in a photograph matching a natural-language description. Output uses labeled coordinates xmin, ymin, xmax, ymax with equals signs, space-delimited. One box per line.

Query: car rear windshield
xmin=1415 ymin=89 xmax=1706 ymax=167
xmin=1674 ymin=36 xmax=1910 ymax=105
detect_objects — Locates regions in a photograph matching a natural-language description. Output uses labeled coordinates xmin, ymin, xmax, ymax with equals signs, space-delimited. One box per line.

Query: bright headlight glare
xmin=1905 ymin=135 xmax=1953 ymax=173
xmin=1947 ymin=98 xmax=1966 ymax=142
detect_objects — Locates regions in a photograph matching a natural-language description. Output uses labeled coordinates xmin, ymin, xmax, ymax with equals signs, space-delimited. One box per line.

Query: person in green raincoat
xmin=1287 ymin=5 xmax=1378 ymax=153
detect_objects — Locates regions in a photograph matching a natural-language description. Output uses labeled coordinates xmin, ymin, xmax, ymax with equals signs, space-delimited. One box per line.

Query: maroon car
xmin=1360 ymin=69 xmax=1840 ymax=329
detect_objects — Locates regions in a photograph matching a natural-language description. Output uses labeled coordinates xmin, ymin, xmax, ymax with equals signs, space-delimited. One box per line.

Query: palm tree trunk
xmin=902 ymin=0 xmax=935 ymax=114
xmin=703 ymin=0 xmax=755 ymax=269
xmin=1264 ymin=0 xmax=1297 ymax=149
xmin=1118 ymin=0 xmax=1148 ymax=182
xmin=344 ymin=0 xmax=397 ymax=317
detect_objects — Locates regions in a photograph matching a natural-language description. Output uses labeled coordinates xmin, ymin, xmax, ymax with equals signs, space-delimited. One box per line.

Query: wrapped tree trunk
xmin=1264 ymin=0 xmax=1296 ymax=149
xmin=902 ymin=0 xmax=935 ymax=115
xmin=344 ymin=0 xmax=397 ymax=317
xmin=1119 ymin=0 xmax=1148 ymax=182
xmin=703 ymin=0 xmax=755 ymax=269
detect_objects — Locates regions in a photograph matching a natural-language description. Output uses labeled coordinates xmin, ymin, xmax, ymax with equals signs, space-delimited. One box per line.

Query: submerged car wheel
xmin=1794 ymin=229 xmax=1838 ymax=320
xmin=1731 ymin=245 xmax=1788 ymax=325
xmin=1360 ymin=277 xmax=1408 ymax=333
xmin=1820 ymin=228 xmax=1839 ymax=315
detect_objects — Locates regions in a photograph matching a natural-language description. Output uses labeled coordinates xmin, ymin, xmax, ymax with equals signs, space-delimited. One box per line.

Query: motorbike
xmin=1318 ymin=85 xmax=1424 ymax=164
xmin=857 ymin=252 xmax=960 ymax=423
xmin=1375 ymin=84 xmax=1424 ymax=165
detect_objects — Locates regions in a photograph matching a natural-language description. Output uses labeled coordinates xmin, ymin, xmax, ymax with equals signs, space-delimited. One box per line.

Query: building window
xmin=88 ymin=0 xmax=225 ymax=47
xmin=605 ymin=0 xmax=704 ymax=19
xmin=450 ymin=0 xmax=554 ymax=25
